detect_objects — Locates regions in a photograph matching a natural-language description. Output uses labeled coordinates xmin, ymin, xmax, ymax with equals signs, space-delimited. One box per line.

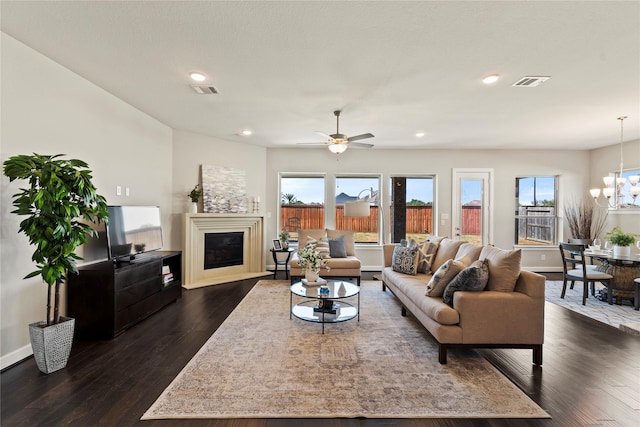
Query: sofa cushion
xmin=431 ymin=238 xmax=465 ymax=272
xmin=291 ymin=254 xmax=360 ymax=270
xmin=328 ymin=235 xmax=347 ymax=258
xmin=442 ymin=259 xmax=489 ymax=305
xmin=455 ymin=243 xmax=483 ymax=263
xmin=425 ymin=258 xmax=467 ymax=296
xmin=397 ymin=278 xmax=460 ymax=325
xmin=427 ymin=235 xmax=448 ymax=244
xmin=392 ymin=245 xmax=419 ymax=275
xmin=298 ymin=229 xmax=326 ymax=252
xmin=480 ymin=246 xmax=522 ymax=292
xmin=306 ymin=235 xmax=330 ymax=259
xmin=414 ymin=239 xmax=439 ymax=273
xmin=326 ymin=229 xmax=356 ymax=256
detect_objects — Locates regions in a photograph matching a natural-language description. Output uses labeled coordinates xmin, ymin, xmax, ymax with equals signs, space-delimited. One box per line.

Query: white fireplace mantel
xmin=183 ymin=214 xmax=269 ymax=289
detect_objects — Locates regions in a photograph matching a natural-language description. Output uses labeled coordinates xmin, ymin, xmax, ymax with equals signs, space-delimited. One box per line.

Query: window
xmin=618 ymin=169 xmax=640 ymax=208
xmin=280 ymin=175 xmax=325 ymax=242
xmin=336 ymin=176 xmax=380 ymax=243
xmin=391 ymin=176 xmax=434 ymax=242
xmin=515 ymin=176 xmax=558 ymax=245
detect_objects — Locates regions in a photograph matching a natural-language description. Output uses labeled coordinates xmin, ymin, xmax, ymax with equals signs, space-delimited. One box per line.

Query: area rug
xmin=545 ymin=281 xmax=640 ymax=335
xmin=142 ymin=280 xmax=549 ymax=419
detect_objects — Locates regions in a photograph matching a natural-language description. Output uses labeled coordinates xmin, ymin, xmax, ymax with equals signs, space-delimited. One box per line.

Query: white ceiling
xmin=2 ymin=1 xmax=639 ymax=151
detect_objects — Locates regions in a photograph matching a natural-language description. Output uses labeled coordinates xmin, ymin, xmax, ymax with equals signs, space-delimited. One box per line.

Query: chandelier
xmin=590 ymin=116 xmax=640 ymax=208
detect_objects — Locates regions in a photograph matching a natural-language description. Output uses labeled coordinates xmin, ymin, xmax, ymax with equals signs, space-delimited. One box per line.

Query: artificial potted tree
xmin=605 ymin=227 xmax=637 ymax=258
xmin=188 ymin=184 xmax=203 ymax=213
xmin=3 ymin=153 xmax=108 ymax=374
xmin=279 ymin=231 xmax=290 ymax=250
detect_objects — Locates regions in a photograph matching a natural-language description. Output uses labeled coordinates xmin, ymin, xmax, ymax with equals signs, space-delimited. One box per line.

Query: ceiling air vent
xmin=190 ymin=85 xmax=220 ymax=94
xmin=512 ymin=76 xmax=551 ymax=87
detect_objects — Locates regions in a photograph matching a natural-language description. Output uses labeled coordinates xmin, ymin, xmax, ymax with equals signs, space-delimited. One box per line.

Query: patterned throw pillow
xmin=424 ymin=258 xmax=467 ymax=297
xmin=392 ymin=245 xmax=419 ymax=275
xmin=306 ymin=236 xmax=331 ymax=259
xmin=442 ymin=259 xmax=489 ymax=306
xmin=414 ymin=240 xmax=439 ymax=273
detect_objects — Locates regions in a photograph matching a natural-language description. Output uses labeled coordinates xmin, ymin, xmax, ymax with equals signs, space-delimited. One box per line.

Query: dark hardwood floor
xmin=2 ymin=272 xmax=639 ymax=427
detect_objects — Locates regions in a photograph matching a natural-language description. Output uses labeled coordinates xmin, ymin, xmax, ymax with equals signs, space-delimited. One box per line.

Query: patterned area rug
xmin=545 ymin=281 xmax=640 ymax=335
xmin=142 ymin=280 xmax=549 ymax=419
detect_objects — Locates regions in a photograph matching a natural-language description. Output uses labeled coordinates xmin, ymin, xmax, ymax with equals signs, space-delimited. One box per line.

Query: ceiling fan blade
xmin=296 ymin=142 xmax=329 ymax=146
xmin=350 ymin=142 xmax=374 ymax=148
xmin=315 ymin=131 xmax=334 ymax=140
xmin=348 ymin=133 xmax=374 ymax=142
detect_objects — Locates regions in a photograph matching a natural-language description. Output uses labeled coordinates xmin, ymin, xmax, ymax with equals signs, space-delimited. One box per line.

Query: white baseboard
xmin=1 ymin=344 xmax=32 ymax=371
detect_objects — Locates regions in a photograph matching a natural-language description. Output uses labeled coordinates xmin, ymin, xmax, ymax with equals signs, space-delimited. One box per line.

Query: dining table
xmin=584 ymin=249 xmax=640 ymax=304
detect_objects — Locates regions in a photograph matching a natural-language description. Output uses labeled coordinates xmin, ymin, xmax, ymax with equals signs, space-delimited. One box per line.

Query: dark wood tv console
xmin=67 ymin=251 xmax=182 ymax=339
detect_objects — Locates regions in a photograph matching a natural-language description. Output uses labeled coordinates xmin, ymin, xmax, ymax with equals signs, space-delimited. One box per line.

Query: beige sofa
xmin=290 ymin=229 xmax=361 ymax=285
xmin=381 ymin=239 xmax=545 ymax=365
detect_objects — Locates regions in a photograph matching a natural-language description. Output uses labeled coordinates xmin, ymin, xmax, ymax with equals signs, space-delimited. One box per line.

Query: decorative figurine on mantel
xmin=188 ymin=184 xmax=203 ymax=213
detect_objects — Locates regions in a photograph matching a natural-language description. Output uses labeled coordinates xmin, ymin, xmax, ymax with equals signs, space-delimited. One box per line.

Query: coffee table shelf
xmin=290 ymin=280 xmax=360 ymax=333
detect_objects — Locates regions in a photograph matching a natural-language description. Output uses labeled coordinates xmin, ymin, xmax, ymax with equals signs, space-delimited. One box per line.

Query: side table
xmin=270 ymin=248 xmax=294 ymax=280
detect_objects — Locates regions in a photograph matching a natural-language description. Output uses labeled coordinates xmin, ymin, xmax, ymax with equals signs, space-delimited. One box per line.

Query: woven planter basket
xmin=28 ymin=316 xmax=75 ymax=374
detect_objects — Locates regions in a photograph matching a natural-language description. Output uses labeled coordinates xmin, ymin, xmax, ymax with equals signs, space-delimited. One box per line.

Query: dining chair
xmin=567 ymin=238 xmax=598 ymax=295
xmin=558 ymin=243 xmax=613 ymax=305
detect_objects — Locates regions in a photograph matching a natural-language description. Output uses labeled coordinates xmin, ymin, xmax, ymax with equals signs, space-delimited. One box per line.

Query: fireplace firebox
xmin=204 ymin=232 xmax=244 ymax=270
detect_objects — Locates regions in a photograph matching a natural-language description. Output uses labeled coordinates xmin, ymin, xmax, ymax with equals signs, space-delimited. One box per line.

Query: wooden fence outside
xmin=516 ymin=206 xmax=555 ymax=244
xmin=281 ymin=205 xmax=482 ymax=237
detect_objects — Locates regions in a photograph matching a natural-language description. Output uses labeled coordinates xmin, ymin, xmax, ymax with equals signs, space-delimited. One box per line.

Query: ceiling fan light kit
xmin=299 ymin=110 xmax=375 ymax=154
xmin=328 ymin=144 xmax=348 ymax=154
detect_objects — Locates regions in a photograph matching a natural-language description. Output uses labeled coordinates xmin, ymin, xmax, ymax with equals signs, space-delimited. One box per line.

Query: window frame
xmin=389 ymin=175 xmax=436 ymax=242
xmin=514 ymin=175 xmax=558 ymax=246
xmin=335 ymin=174 xmax=382 ymax=244
xmin=614 ymin=168 xmax=640 ymax=210
xmin=278 ymin=173 xmax=327 ymax=242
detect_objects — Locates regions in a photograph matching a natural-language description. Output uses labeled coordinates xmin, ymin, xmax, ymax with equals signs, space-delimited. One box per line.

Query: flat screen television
xmin=106 ymin=205 xmax=163 ymax=261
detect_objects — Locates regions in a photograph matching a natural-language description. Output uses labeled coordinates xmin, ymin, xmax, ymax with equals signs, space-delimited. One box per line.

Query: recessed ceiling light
xmin=415 ymin=132 xmax=425 ymax=138
xmin=482 ymin=74 xmax=500 ymax=84
xmin=240 ymin=129 xmax=252 ymax=136
xmin=189 ymin=72 xmax=206 ymax=82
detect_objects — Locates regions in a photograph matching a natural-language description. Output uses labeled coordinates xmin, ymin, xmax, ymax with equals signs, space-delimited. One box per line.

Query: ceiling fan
xmin=299 ymin=110 xmax=374 ymax=154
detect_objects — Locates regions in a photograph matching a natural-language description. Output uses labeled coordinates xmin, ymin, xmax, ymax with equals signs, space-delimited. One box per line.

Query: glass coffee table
xmin=290 ymin=280 xmax=360 ymax=333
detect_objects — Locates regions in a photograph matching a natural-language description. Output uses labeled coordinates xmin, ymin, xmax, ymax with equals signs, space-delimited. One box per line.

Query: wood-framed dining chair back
xmin=558 ymin=243 xmax=613 ymax=305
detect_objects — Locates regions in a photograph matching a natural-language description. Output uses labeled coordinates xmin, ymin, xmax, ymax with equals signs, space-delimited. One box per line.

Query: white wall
xmin=589 ymin=138 xmax=640 ymax=238
xmin=266 ymin=147 xmax=592 ymax=270
xmin=170 ymin=129 xmax=267 ymax=253
xmin=0 ymin=33 xmax=174 ymax=368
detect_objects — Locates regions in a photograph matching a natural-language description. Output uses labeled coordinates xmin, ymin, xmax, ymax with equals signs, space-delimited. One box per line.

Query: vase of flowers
xmin=606 ymin=227 xmax=637 ymax=258
xmin=297 ymin=246 xmax=329 ymax=282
